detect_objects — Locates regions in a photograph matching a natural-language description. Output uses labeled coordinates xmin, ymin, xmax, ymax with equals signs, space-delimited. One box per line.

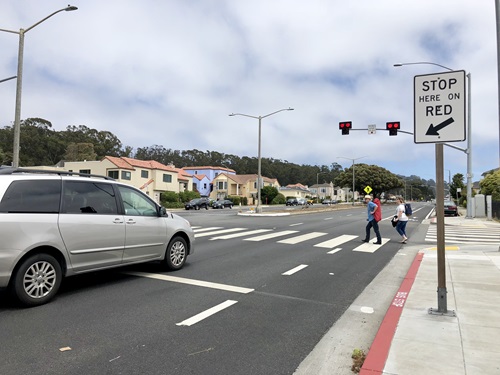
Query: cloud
xmin=0 ymin=0 xmax=498 ymax=183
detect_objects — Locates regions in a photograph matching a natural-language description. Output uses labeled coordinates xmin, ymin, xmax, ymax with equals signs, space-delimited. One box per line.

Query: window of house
xmin=121 ymin=171 xmax=131 ymax=180
xmin=79 ymin=169 xmax=91 ymax=175
xmin=108 ymin=170 xmax=119 ymax=179
xmin=163 ymin=174 xmax=172 ymax=183
xmin=217 ymin=181 xmax=226 ymax=190
xmin=141 ymin=170 xmax=149 ymax=178
xmin=203 ymin=183 xmax=207 ymax=189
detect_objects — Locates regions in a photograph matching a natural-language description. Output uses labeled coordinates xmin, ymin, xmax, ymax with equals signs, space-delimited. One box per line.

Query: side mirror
xmin=159 ymin=206 xmax=167 ymax=216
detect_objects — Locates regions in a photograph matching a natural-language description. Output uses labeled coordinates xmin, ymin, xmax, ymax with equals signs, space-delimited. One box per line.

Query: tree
xmin=261 ymin=186 xmax=279 ymax=205
xmin=449 ymin=173 xmax=465 ymax=201
xmin=64 ymin=143 xmax=98 ymax=161
xmin=334 ymin=164 xmax=403 ymax=198
xmin=480 ymin=169 xmax=500 ymax=201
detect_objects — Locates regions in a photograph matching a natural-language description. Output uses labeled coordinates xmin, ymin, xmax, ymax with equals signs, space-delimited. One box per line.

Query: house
xmin=182 ymin=166 xmax=236 ymax=197
xmin=210 ymin=173 xmax=280 ymax=204
xmin=48 ymin=157 xmax=193 ymax=203
xmin=279 ymin=183 xmax=311 ymax=199
xmin=309 ymin=182 xmax=346 ymax=202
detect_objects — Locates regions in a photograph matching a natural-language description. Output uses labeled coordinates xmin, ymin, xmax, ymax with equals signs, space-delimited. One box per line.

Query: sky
xmin=0 ymin=0 xmax=499 ymax=185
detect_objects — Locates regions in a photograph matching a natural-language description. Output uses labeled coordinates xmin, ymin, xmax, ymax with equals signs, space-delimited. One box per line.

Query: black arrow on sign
xmin=425 ymin=117 xmax=455 ymax=136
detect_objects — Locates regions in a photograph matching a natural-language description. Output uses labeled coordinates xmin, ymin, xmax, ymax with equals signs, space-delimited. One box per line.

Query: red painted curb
xmin=359 ymin=252 xmax=424 ymax=374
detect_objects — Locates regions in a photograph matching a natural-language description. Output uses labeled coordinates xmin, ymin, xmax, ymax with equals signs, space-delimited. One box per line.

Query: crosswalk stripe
xmin=244 ymin=230 xmax=299 ymax=242
xmin=277 ymin=232 xmax=328 ymax=244
xmin=210 ymin=229 xmax=272 ymax=240
xmin=353 ymin=238 xmax=391 ymax=253
xmin=314 ymin=234 xmax=358 ymax=249
xmin=426 ymin=226 xmax=500 ymax=244
xmin=195 ymin=228 xmax=247 ymax=238
xmin=193 ymin=227 xmax=223 ymax=233
xmin=327 ymin=248 xmax=342 ymax=254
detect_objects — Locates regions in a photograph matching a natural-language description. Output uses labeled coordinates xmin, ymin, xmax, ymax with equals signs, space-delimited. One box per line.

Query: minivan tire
xmin=164 ymin=236 xmax=187 ymax=270
xmin=12 ymin=254 xmax=62 ymax=307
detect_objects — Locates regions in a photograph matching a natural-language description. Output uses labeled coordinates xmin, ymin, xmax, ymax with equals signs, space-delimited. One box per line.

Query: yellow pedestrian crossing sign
xmin=364 ymin=186 xmax=372 ymax=194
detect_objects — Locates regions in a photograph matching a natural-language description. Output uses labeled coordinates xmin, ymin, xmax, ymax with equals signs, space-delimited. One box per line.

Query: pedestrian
xmin=394 ymin=196 xmax=409 ymax=243
xmin=362 ymin=195 xmax=382 ymax=245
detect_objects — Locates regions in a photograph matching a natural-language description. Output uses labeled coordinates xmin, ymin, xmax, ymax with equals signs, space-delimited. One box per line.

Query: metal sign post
xmin=413 ymin=71 xmax=464 ymax=316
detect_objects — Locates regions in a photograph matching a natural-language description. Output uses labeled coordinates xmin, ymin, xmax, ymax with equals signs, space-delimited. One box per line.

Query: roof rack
xmin=0 ymin=167 xmax=115 ymax=180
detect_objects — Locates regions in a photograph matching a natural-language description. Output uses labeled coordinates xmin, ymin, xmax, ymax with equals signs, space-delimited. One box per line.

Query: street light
xmin=0 ymin=5 xmax=78 ymax=167
xmin=229 ymin=108 xmax=294 ymax=213
xmin=337 ymin=156 xmax=367 ymax=205
xmin=394 ymin=62 xmax=473 ymax=219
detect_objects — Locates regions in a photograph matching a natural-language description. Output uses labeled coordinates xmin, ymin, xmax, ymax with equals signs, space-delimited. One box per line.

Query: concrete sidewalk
xmin=361 ymin=215 xmax=500 ymax=374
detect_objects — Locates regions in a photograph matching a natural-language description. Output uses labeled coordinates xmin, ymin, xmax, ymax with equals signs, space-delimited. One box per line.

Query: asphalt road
xmin=0 ymin=202 xmax=433 ymax=375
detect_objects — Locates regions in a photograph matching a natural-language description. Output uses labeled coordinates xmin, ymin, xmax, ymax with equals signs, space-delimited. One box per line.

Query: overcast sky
xmin=0 ymin=1 xmax=498 ymax=184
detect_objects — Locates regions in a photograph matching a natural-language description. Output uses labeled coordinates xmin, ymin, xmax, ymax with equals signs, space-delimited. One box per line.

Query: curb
xmin=360 ymin=252 xmax=424 ymax=374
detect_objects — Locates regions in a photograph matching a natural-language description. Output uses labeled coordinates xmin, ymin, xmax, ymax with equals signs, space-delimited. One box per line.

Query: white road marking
xmin=282 ymin=264 xmax=308 ymax=276
xmin=327 ymin=248 xmax=342 ymax=254
xmin=176 ymin=300 xmax=238 ymax=326
xmin=126 ymin=272 xmax=254 ymax=294
xmin=352 ymin=238 xmax=390 ymax=253
xmin=314 ymin=234 xmax=358 ymax=249
xmin=210 ymin=229 xmax=272 ymax=240
xmin=193 ymin=227 xmax=223 ymax=233
xmin=289 ymin=223 xmax=303 ymax=226
xmin=277 ymin=232 xmax=328 ymax=244
xmin=244 ymin=230 xmax=299 ymax=241
xmin=195 ymin=228 xmax=247 ymax=238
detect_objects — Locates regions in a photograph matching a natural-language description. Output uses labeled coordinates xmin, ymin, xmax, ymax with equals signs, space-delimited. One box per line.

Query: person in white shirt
xmin=394 ymin=196 xmax=409 ymax=243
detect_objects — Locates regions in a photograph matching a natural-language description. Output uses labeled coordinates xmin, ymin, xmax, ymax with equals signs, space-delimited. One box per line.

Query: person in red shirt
xmin=362 ymin=195 xmax=382 ymax=244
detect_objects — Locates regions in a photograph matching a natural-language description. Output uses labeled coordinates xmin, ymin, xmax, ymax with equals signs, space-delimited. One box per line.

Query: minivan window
xmin=117 ymin=185 xmax=158 ymax=217
xmin=0 ymin=180 xmax=61 ymax=213
xmin=63 ymin=181 xmax=118 ymax=214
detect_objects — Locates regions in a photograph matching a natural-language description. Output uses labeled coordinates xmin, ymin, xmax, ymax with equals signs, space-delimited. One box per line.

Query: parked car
xmin=322 ymin=199 xmax=331 ymax=205
xmin=443 ymin=200 xmax=459 ymax=216
xmin=212 ymin=199 xmax=234 ymax=209
xmin=185 ymin=197 xmax=210 ymax=210
xmin=296 ymin=198 xmax=308 ymax=205
xmin=286 ymin=198 xmax=298 ymax=206
xmin=0 ymin=167 xmax=195 ymax=307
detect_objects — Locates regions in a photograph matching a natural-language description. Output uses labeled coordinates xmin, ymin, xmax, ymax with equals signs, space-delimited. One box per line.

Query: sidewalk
xmin=361 ymin=214 xmax=500 ymax=374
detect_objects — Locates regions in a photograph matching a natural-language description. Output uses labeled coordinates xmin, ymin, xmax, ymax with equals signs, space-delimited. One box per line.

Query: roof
xmin=183 ymin=166 xmax=236 ymax=173
xmin=104 ymin=156 xmax=179 ymax=173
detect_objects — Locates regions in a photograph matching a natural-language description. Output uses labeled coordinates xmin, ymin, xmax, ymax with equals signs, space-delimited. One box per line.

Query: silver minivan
xmin=0 ymin=168 xmax=195 ymax=306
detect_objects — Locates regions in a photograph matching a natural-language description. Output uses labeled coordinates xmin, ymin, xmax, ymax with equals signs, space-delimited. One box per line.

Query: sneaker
xmin=361 ymin=239 xmax=369 ymax=243
xmin=373 ymin=241 xmax=382 ymax=245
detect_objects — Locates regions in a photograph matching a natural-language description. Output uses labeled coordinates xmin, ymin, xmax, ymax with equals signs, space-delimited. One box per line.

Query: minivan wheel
xmin=12 ymin=254 xmax=62 ymax=307
xmin=164 ymin=236 xmax=187 ymax=270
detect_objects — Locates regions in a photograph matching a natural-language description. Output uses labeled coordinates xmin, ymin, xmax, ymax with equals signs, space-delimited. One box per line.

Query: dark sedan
xmin=444 ymin=200 xmax=459 ymax=216
xmin=185 ymin=198 xmax=210 ymax=210
xmin=212 ymin=199 xmax=233 ymax=209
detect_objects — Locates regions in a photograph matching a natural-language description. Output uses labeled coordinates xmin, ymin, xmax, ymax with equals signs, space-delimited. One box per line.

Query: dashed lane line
xmin=126 ymin=272 xmax=254 ymax=294
xmin=176 ymin=300 xmax=238 ymax=327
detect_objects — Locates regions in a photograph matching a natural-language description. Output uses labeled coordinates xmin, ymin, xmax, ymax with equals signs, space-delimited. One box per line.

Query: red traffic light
xmin=339 ymin=121 xmax=352 ymax=135
xmin=386 ymin=122 xmax=400 ymax=136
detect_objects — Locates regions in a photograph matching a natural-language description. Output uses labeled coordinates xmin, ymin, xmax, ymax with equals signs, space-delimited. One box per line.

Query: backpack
xmin=373 ymin=198 xmax=382 ymax=222
xmin=404 ymin=203 xmax=412 ymax=217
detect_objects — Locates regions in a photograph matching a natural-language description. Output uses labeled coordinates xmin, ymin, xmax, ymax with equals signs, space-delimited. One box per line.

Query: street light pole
xmin=394 ymin=62 xmax=473 ymax=219
xmin=337 ymin=156 xmax=367 ymax=205
xmin=229 ymin=108 xmax=294 ymax=213
xmin=0 ymin=5 xmax=78 ymax=167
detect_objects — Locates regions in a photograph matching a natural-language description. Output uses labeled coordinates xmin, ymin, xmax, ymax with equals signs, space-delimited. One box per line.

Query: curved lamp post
xmin=0 ymin=5 xmax=78 ymax=167
xmin=337 ymin=156 xmax=367 ymax=205
xmin=394 ymin=62 xmax=473 ymax=219
xmin=229 ymin=108 xmax=294 ymax=213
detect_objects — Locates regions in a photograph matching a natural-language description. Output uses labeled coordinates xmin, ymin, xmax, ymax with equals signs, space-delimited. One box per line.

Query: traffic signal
xmin=386 ymin=121 xmax=400 ymax=136
xmin=339 ymin=121 xmax=352 ymax=135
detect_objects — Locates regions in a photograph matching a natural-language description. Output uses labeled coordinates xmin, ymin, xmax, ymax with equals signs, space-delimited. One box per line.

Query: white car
xmin=0 ymin=168 xmax=195 ymax=306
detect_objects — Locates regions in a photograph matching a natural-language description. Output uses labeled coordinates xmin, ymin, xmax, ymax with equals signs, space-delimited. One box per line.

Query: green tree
xmin=64 ymin=143 xmax=98 ymax=161
xmin=480 ymin=170 xmax=500 ymax=201
xmin=334 ymin=164 xmax=403 ymax=198
xmin=449 ymin=173 xmax=465 ymax=201
xmin=261 ymin=186 xmax=279 ymax=205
